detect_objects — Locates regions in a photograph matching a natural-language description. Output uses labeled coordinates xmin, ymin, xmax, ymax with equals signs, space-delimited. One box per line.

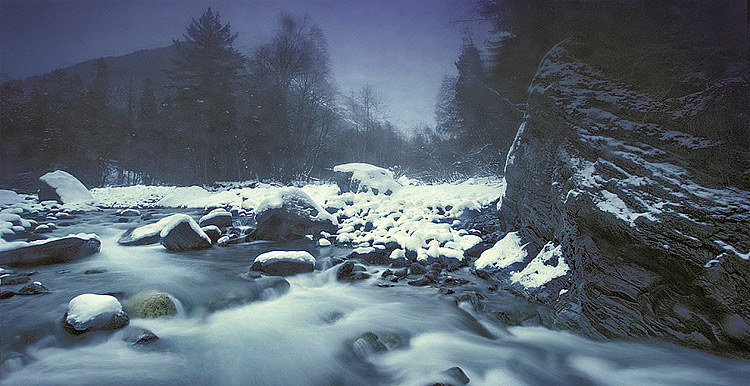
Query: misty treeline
xmin=2 ymin=1 xmax=748 ymax=188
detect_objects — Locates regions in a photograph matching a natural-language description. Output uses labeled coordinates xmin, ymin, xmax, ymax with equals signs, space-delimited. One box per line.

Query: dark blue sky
xmin=0 ymin=0 xmax=489 ymax=128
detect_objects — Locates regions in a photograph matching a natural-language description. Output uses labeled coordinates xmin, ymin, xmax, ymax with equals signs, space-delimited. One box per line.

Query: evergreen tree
xmin=167 ymin=7 xmax=245 ymax=182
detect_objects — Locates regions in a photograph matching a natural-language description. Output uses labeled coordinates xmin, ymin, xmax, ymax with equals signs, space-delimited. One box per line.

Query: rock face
xmin=251 ymin=188 xmax=337 ymax=241
xmin=333 ymin=163 xmax=401 ymax=195
xmin=63 ymin=294 xmax=129 ymax=334
xmin=497 ymin=44 xmax=750 ymax=355
xmin=159 ymin=214 xmax=212 ymax=252
xmin=38 ymin=170 xmax=94 ymax=204
xmin=251 ymin=250 xmax=315 ymax=276
xmin=0 ymin=234 xmax=101 ymax=267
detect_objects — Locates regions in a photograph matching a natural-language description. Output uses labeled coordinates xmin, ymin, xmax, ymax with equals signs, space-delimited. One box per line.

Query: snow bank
xmin=510 ymin=242 xmax=569 ymax=288
xmin=66 ymin=294 xmax=123 ymax=326
xmin=157 ymin=186 xmax=211 ymax=207
xmin=334 ymin=163 xmax=401 ymax=195
xmin=474 ymin=232 xmax=528 ymax=271
xmin=254 ymin=250 xmax=316 ymax=265
xmin=0 ymin=190 xmax=21 ymax=206
xmin=39 ymin=170 xmax=94 ymax=204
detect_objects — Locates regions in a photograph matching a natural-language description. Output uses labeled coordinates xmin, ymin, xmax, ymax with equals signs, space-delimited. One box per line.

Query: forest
xmin=1 ymin=0 xmax=747 ymax=188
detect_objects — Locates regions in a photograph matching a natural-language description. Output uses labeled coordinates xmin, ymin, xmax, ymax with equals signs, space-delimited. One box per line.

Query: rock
xmin=33 ymin=224 xmax=51 ymax=234
xmin=128 ymin=292 xmax=179 ymax=318
xmin=408 ymin=276 xmax=433 ymax=287
xmin=159 ymin=214 xmax=212 ymax=252
xmin=409 ymin=262 xmax=427 ymax=276
xmin=201 ymin=225 xmax=222 ymax=244
xmin=0 ymin=275 xmax=30 ymax=286
xmin=495 ymin=42 xmax=750 ymax=356
xmin=121 ymin=326 xmax=159 ymax=345
xmin=216 ymin=235 xmax=230 ymax=246
xmin=62 ymin=294 xmax=129 ymax=334
xmin=0 ymin=290 xmax=14 ymax=299
xmin=117 ymin=217 xmax=130 ymax=223
xmin=394 ymin=268 xmax=409 ymax=278
xmin=119 ymin=209 xmax=141 ymax=217
xmin=251 ymin=250 xmax=315 ymax=276
xmin=349 ymin=332 xmax=387 ymax=359
xmin=333 ymin=163 xmax=401 ymax=195
xmin=84 ymin=269 xmax=107 ymax=275
xmin=347 ymin=246 xmax=390 ymax=264
xmin=199 ymin=209 xmax=232 ymax=228
xmin=38 ymin=170 xmax=94 ymax=204
xmin=0 ymin=234 xmax=101 ymax=267
xmin=317 ymin=238 xmax=332 ymax=247
xmin=441 ymin=366 xmax=470 ymax=386
xmin=336 ymin=261 xmax=371 ymax=281
xmin=251 ymin=187 xmax=338 ymax=241
xmin=16 ymin=282 xmax=50 ymax=295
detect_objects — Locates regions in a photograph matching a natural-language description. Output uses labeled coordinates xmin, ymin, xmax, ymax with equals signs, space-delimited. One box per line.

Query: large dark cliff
xmin=497 ymin=42 xmax=750 ymax=356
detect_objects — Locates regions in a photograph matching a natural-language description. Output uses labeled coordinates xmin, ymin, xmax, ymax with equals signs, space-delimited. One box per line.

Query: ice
xmin=65 ymin=294 xmax=123 ymax=325
xmin=474 ymin=232 xmax=528 ymax=271
xmin=254 ymin=251 xmax=315 ymax=265
xmin=510 ymin=242 xmax=569 ymax=288
xmin=39 ymin=170 xmax=95 ymax=204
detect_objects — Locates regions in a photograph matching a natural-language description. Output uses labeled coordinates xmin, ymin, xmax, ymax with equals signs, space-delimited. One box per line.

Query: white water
xmin=1 ymin=213 xmax=749 ymax=385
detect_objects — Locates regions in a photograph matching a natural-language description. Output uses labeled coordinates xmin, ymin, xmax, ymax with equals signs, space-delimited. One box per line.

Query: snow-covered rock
xmin=118 ymin=215 xmax=176 ymax=246
xmin=474 ymin=232 xmax=528 ymax=272
xmin=157 ymin=186 xmax=211 ymax=207
xmin=201 ymin=225 xmax=222 ymax=244
xmin=63 ymin=294 xmax=129 ymax=334
xmin=510 ymin=242 xmax=569 ymax=288
xmin=38 ymin=170 xmax=94 ymax=204
xmin=199 ymin=208 xmax=232 ymax=228
xmin=0 ymin=233 xmax=100 ymax=267
xmin=159 ymin=214 xmax=212 ymax=252
xmin=333 ymin=163 xmax=401 ymax=195
xmin=250 ymin=250 xmax=315 ymax=276
xmin=0 ymin=190 xmax=21 ymax=206
xmin=251 ymin=187 xmax=337 ymax=241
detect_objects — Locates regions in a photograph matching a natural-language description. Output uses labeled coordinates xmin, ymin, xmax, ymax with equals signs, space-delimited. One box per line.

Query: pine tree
xmin=167 ymin=7 xmax=245 ymax=182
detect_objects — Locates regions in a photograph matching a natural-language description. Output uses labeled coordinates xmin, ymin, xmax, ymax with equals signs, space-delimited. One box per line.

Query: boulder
xmin=15 ymin=282 xmax=50 ymax=295
xmin=201 ymin=225 xmax=222 ymax=244
xmin=251 ymin=188 xmax=337 ymax=241
xmin=121 ymin=326 xmax=159 ymax=345
xmin=251 ymin=250 xmax=315 ymax=276
xmin=62 ymin=294 xmax=129 ymax=334
xmin=159 ymin=214 xmax=212 ymax=252
xmin=38 ymin=170 xmax=94 ymax=204
xmin=333 ymin=163 xmax=401 ymax=195
xmin=199 ymin=209 xmax=232 ymax=228
xmin=128 ymin=291 xmax=179 ymax=318
xmin=118 ymin=214 xmax=191 ymax=246
xmin=0 ymin=234 xmax=100 ymax=267
xmin=347 ymin=246 xmax=389 ymax=264
xmin=336 ymin=261 xmax=370 ymax=281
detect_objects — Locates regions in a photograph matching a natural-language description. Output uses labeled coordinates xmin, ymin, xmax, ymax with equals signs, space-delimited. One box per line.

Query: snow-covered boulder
xmin=159 ymin=214 xmax=212 ymax=252
xmin=38 ymin=170 xmax=94 ymax=204
xmin=62 ymin=294 xmax=129 ymax=334
xmin=201 ymin=225 xmax=222 ymax=244
xmin=0 ymin=190 xmax=21 ymax=206
xmin=117 ymin=214 xmax=179 ymax=246
xmin=0 ymin=233 xmax=100 ymax=267
xmin=251 ymin=250 xmax=315 ymax=276
xmin=199 ymin=208 xmax=232 ymax=228
xmin=333 ymin=163 xmax=401 ymax=195
xmin=251 ymin=188 xmax=337 ymax=241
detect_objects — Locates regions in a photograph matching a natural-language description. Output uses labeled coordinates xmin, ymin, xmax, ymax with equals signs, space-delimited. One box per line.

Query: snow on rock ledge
xmin=333 ymin=163 xmax=401 ymax=195
xmin=474 ymin=232 xmax=528 ymax=272
xmin=251 ymin=250 xmax=315 ymax=276
xmin=63 ymin=294 xmax=129 ymax=334
xmin=510 ymin=242 xmax=569 ymax=288
xmin=38 ymin=170 xmax=94 ymax=204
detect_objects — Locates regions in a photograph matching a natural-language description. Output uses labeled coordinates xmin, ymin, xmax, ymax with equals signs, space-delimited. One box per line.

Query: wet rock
xmin=159 ymin=214 xmax=212 ymax=252
xmin=122 ymin=326 xmax=159 ymax=345
xmin=251 ymin=187 xmax=337 ymax=241
xmin=62 ymin=294 xmax=129 ymax=334
xmin=116 ymin=217 xmax=130 ymax=223
xmin=407 ymin=276 xmax=433 ymax=287
xmin=0 ymin=290 xmax=15 ymax=299
xmin=409 ymin=262 xmax=427 ymax=276
xmin=348 ymin=246 xmax=390 ymax=264
xmin=350 ymin=332 xmax=387 ymax=359
xmin=16 ymin=282 xmax=50 ymax=295
xmin=337 ymin=261 xmax=371 ymax=281
xmin=436 ymin=366 xmax=471 ymax=386
xmin=84 ymin=269 xmax=107 ymax=275
xmin=201 ymin=225 xmax=222 ymax=244
xmin=0 ymin=234 xmax=101 ymax=267
xmin=394 ymin=268 xmax=409 ymax=278
xmin=199 ymin=209 xmax=232 ymax=228
xmin=0 ymin=275 xmax=30 ymax=286
xmin=128 ymin=292 xmax=178 ymax=318
xmin=251 ymin=251 xmax=315 ymax=276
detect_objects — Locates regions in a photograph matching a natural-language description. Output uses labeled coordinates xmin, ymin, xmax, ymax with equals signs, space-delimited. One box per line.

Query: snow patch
xmin=510 ymin=242 xmax=570 ymax=288
xmin=65 ymin=294 xmax=123 ymax=325
xmin=254 ymin=251 xmax=315 ymax=265
xmin=474 ymin=232 xmax=528 ymax=271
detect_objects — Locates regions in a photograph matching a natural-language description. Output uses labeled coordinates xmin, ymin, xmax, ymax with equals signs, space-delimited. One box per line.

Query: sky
xmin=0 ymin=0 xmax=490 ymax=129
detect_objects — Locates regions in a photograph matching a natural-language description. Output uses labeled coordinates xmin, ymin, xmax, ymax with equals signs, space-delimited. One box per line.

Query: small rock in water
xmin=121 ymin=326 xmax=159 ymax=345
xmin=0 ymin=275 xmax=30 ymax=286
xmin=16 ymin=282 xmax=50 ymax=295
xmin=128 ymin=292 xmax=179 ymax=318
xmin=120 ymin=209 xmax=141 ymax=217
xmin=251 ymin=251 xmax=315 ymax=276
xmin=84 ymin=269 xmax=108 ymax=275
xmin=336 ymin=261 xmax=371 ymax=281
xmin=442 ymin=366 xmax=470 ymax=385
xmin=63 ymin=294 xmax=129 ymax=334
xmin=201 ymin=225 xmax=222 ymax=244
xmin=117 ymin=217 xmax=130 ymax=223
xmin=409 ymin=262 xmax=427 ymax=276
xmin=199 ymin=209 xmax=232 ymax=228
xmin=0 ymin=290 xmax=15 ymax=299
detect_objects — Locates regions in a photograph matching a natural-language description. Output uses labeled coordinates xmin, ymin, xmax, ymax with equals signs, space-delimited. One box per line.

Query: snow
xmin=504 ymin=122 xmax=525 ymax=175
xmin=660 ymin=130 xmax=717 ymax=149
xmin=333 ymin=163 xmax=401 ymax=195
xmin=128 ymin=215 xmax=181 ymax=241
xmin=39 ymin=170 xmax=94 ymax=204
xmin=199 ymin=208 xmax=231 ymax=223
xmin=253 ymin=251 xmax=315 ymax=265
xmin=510 ymin=242 xmax=569 ymax=288
xmin=317 ymin=238 xmax=331 ymax=247
xmin=0 ymin=190 xmax=21 ymax=206
xmin=714 ymin=240 xmax=750 ymax=260
xmin=595 ymin=190 xmax=658 ymax=227
xmin=159 ymin=214 xmax=211 ymax=244
xmin=256 ymin=187 xmax=337 ymax=224
xmin=474 ymin=232 xmax=528 ymax=271
xmin=157 ymin=186 xmax=211 ymax=207
xmin=65 ymin=294 xmax=123 ymax=325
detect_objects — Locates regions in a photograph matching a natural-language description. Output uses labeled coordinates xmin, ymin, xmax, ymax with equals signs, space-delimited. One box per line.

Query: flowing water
xmin=1 ymin=211 xmax=748 ymax=386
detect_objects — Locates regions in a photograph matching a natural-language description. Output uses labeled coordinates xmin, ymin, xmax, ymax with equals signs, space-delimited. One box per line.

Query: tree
xmin=167 ymin=7 xmax=245 ymax=183
xmin=434 ymin=75 xmax=460 ymax=138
